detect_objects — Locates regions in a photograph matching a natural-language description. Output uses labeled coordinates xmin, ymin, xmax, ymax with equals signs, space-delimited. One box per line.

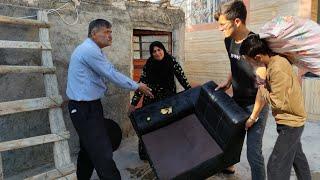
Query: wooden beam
xmin=0 ymin=65 xmax=56 ymax=74
xmin=0 ymin=15 xmax=50 ymax=28
xmin=0 ymin=96 xmax=63 ymax=116
xmin=0 ymin=40 xmax=51 ymax=50
xmin=38 ymin=10 xmax=73 ymax=170
xmin=0 ymin=132 xmax=70 ymax=152
xmin=24 ymin=164 xmax=75 ymax=180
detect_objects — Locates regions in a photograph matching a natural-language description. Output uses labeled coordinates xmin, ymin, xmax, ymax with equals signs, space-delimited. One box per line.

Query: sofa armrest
xmin=130 ymin=87 xmax=201 ymax=136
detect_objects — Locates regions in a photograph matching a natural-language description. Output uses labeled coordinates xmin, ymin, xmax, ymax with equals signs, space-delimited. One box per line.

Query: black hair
xmin=88 ymin=19 xmax=112 ymax=37
xmin=149 ymin=41 xmax=169 ymax=58
xmin=214 ymin=0 xmax=247 ymax=24
xmin=239 ymin=34 xmax=276 ymax=58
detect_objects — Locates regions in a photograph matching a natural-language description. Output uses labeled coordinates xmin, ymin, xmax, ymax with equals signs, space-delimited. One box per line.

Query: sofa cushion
xmin=141 ymin=114 xmax=223 ymax=179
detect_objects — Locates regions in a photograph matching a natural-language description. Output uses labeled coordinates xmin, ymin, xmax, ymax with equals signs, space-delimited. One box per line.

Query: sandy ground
xmin=90 ymin=111 xmax=320 ymax=180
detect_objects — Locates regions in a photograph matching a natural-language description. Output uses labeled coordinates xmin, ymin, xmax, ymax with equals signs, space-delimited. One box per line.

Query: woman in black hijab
xmin=129 ymin=41 xmax=192 ymax=160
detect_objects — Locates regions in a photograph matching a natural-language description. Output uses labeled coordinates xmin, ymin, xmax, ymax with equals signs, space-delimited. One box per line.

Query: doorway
xmin=132 ymin=29 xmax=173 ymax=106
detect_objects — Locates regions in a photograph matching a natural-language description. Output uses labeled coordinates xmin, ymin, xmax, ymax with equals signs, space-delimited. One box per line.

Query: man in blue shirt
xmin=66 ymin=19 xmax=153 ymax=180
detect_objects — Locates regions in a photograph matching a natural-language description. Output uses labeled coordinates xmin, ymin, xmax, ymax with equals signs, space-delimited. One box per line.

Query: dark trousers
xmin=267 ymin=125 xmax=311 ymax=180
xmin=68 ymin=100 xmax=121 ymax=180
xmin=244 ymin=104 xmax=269 ymax=180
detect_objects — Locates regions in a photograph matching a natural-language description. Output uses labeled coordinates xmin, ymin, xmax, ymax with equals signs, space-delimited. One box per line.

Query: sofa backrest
xmin=195 ymin=81 xmax=249 ymax=150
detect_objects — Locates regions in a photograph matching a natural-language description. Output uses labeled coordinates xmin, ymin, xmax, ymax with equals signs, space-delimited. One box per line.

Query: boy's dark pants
xmin=267 ymin=125 xmax=311 ymax=180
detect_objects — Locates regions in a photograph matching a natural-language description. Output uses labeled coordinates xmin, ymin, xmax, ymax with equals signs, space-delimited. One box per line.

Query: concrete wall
xmin=0 ymin=0 xmax=185 ymax=177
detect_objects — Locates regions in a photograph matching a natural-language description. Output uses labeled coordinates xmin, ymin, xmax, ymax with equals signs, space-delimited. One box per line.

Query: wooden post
xmin=37 ymin=11 xmax=73 ymax=169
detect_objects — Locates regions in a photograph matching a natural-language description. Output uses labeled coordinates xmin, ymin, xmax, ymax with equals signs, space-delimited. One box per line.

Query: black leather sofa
xmin=130 ymin=81 xmax=249 ymax=179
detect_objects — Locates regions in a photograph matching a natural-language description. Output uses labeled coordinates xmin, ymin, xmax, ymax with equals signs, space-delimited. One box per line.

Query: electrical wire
xmin=14 ymin=0 xmax=216 ymax=27
xmin=16 ymin=1 xmax=80 ymax=26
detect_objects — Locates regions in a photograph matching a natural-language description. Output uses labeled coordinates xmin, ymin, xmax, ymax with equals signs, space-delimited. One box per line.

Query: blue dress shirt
xmin=66 ymin=38 xmax=139 ymax=101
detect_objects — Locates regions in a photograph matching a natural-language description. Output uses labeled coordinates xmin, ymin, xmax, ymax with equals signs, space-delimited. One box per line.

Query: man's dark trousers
xmin=68 ymin=99 xmax=121 ymax=180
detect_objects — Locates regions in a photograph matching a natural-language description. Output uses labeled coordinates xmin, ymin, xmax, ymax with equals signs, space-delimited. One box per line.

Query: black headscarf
xmin=145 ymin=41 xmax=175 ymax=88
xmin=149 ymin=41 xmax=169 ymax=57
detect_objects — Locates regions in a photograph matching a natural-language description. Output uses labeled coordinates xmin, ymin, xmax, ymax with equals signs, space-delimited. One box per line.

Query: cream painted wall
xmin=184 ymin=0 xmax=313 ymax=85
